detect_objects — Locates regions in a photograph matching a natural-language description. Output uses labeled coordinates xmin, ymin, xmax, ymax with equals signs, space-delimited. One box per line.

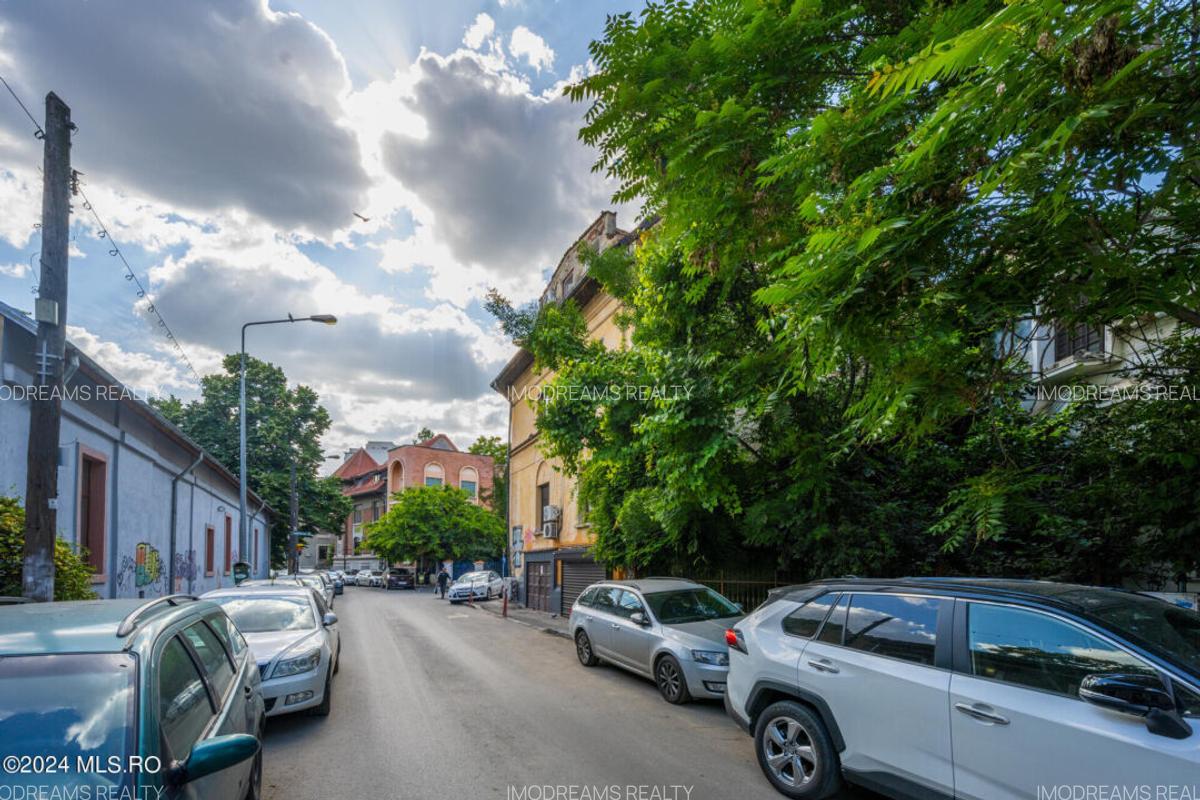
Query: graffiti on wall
xmin=116 ymin=542 xmax=163 ymax=592
xmin=173 ymin=550 xmax=198 ymax=582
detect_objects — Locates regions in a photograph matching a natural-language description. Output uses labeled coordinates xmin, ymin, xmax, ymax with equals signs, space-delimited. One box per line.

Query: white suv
xmin=724 ymin=578 xmax=1200 ymax=799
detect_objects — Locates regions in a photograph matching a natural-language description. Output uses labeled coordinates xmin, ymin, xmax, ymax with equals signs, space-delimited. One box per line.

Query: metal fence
xmin=690 ymin=571 xmax=800 ymax=610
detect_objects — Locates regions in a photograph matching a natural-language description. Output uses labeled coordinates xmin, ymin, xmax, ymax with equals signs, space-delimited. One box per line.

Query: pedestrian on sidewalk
xmin=436 ymin=567 xmax=450 ymax=599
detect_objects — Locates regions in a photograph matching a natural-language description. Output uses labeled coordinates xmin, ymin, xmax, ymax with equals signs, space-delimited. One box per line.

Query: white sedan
xmin=447 ymin=570 xmax=504 ymax=603
xmin=204 ymin=584 xmax=340 ymax=717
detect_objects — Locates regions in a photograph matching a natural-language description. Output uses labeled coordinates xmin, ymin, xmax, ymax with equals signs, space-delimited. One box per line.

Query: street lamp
xmin=239 ymin=314 xmax=338 ymax=566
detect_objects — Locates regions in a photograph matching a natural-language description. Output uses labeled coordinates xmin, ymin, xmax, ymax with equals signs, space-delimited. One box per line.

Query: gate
xmin=526 ymin=561 xmax=551 ymax=612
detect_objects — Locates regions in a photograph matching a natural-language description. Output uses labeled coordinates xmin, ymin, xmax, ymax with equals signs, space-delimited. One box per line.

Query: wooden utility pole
xmin=23 ymin=93 xmax=72 ymax=601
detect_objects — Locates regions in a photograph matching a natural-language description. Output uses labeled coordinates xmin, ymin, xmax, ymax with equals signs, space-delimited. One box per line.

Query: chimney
xmin=603 ymin=211 xmax=616 ymax=237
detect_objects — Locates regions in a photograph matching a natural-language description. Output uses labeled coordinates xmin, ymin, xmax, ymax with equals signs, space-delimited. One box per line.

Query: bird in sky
xmin=353 ymin=212 xmax=370 ymax=223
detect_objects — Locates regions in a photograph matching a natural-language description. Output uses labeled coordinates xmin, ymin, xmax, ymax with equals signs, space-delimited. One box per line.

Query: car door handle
xmin=807 ymin=658 xmax=839 ymax=674
xmin=955 ymin=702 xmax=1009 ymax=725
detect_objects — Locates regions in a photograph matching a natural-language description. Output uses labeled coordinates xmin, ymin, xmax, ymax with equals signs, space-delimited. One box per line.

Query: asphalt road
xmin=262 ymin=587 xmax=878 ymax=800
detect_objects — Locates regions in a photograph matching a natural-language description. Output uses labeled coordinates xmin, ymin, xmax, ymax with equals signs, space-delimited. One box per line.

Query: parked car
xmin=569 ymin=578 xmax=743 ymax=704
xmin=342 ymin=570 xmax=358 ymax=587
xmin=328 ymin=571 xmax=345 ymax=595
xmin=241 ymin=574 xmax=334 ymax=609
xmin=725 ymin=577 xmax=1200 ymax=800
xmin=355 ymin=569 xmax=374 ymax=587
xmin=386 ymin=568 xmax=415 ymax=590
xmin=0 ymin=595 xmax=263 ymax=798
xmin=447 ymin=570 xmax=504 ymax=603
xmin=368 ymin=570 xmax=385 ymax=588
xmin=203 ymin=585 xmax=340 ymax=718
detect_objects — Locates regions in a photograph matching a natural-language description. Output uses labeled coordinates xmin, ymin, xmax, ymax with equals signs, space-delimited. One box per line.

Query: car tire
xmin=575 ymin=630 xmax=600 ymax=666
xmin=334 ymin=641 xmax=341 ymax=675
xmin=654 ymin=654 xmax=691 ymax=704
xmin=308 ymin=668 xmax=333 ymax=717
xmin=753 ymin=700 xmax=841 ymax=799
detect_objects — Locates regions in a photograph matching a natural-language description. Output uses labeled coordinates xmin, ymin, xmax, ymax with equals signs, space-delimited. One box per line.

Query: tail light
xmin=725 ymin=628 xmax=747 ymax=654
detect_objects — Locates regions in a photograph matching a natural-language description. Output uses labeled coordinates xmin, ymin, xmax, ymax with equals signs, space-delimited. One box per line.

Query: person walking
xmin=436 ymin=567 xmax=450 ymax=599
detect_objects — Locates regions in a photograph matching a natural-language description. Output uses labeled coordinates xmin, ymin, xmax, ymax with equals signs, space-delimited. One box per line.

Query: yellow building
xmin=491 ymin=211 xmax=639 ymax=614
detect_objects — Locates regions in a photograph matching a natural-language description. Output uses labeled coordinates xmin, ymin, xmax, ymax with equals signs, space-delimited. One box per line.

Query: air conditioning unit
xmin=541 ymin=522 xmax=560 ymax=539
xmin=543 ymin=505 xmax=561 ymax=522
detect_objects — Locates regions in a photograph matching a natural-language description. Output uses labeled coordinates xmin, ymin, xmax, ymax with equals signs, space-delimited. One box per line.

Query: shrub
xmin=0 ymin=496 xmax=98 ymax=600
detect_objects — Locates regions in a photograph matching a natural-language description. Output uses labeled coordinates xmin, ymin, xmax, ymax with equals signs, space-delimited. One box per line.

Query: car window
xmin=159 ymin=636 xmax=214 ymax=759
xmin=614 ymin=590 xmax=645 ymax=619
xmin=181 ymin=622 xmax=235 ymax=699
xmin=843 ymin=594 xmax=940 ymax=666
xmin=206 ymin=613 xmax=247 ymax=659
xmin=782 ymin=593 xmax=838 ymax=639
xmin=311 ymin=590 xmax=329 ymax=617
xmin=577 ymin=587 xmax=599 ymax=608
xmin=968 ymin=603 xmax=1162 ymax=698
xmin=591 ymin=587 xmax=621 ymax=613
xmin=818 ymin=594 xmax=849 ymax=645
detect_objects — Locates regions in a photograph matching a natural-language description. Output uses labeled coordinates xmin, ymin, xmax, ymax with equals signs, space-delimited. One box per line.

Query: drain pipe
xmin=251 ymin=495 xmax=267 ymax=576
xmin=169 ymin=450 xmax=204 ymax=592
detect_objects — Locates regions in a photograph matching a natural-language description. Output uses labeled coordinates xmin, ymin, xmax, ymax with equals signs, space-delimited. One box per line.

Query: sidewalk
xmin=462 ymin=594 xmax=571 ymax=639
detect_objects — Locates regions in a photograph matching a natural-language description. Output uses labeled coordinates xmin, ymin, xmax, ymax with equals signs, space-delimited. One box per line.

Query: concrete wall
xmin=1 ymin=313 xmax=271 ymax=598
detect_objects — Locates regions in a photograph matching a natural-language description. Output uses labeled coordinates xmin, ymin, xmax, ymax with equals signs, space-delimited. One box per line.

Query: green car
xmin=0 ymin=594 xmax=265 ymax=799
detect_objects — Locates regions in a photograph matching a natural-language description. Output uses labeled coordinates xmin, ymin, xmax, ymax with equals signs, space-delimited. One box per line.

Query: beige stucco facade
xmin=493 ymin=211 xmax=642 ymax=611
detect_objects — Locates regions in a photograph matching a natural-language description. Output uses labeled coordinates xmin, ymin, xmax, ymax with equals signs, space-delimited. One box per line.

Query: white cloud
xmin=66 ymin=325 xmax=194 ymax=397
xmin=509 ymin=26 xmax=555 ymax=72
xmin=0 ymin=0 xmax=370 ymax=236
xmin=463 ymin=13 xmax=495 ymax=50
xmin=378 ymin=49 xmax=635 ymax=304
xmin=0 ymin=261 xmax=29 ymax=278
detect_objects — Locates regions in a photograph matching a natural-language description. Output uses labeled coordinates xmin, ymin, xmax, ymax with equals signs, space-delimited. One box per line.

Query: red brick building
xmin=333 ymin=434 xmax=495 ymax=558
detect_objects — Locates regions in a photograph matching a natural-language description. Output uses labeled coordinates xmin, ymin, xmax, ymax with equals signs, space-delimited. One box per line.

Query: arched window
xmin=460 ymin=467 xmax=479 ymax=499
xmin=389 ymin=461 xmax=404 ymax=495
xmin=424 ymin=462 xmax=444 ymax=487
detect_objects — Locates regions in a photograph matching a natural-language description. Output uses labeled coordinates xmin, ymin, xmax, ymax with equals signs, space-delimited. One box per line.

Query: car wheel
xmin=308 ymin=668 xmax=333 ymax=717
xmin=243 ymin=747 xmax=262 ymax=800
xmin=654 ymin=655 xmax=691 ymax=704
xmin=753 ymin=701 xmax=841 ymax=799
xmin=575 ymin=630 xmax=599 ymax=667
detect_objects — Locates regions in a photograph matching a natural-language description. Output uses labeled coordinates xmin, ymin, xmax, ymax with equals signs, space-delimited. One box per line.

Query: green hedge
xmin=0 ymin=496 xmax=98 ymax=600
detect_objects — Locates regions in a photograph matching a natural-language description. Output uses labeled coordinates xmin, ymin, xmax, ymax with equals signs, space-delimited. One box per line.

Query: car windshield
xmin=372 ymin=571 xmax=383 ymax=576
xmin=211 ymin=595 xmax=316 ymax=632
xmin=643 ymin=588 xmax=741 ymax=624
xmin=1077 ymin=591 xmax=1200 ymax=675
xmin=0 ymin=653 xmax=136 ymax=790
xmin=298 ymin=576 xmax=324 ymax=590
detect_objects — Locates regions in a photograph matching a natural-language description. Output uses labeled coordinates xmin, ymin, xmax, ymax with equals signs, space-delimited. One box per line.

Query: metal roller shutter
xmin=561 ymin=560 xmax=606 ymax=615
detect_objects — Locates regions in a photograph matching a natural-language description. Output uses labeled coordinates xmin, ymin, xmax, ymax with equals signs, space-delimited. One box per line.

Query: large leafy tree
xmin=366 ymin=485 xmax=505 ymax=565
xmin=154 ymin=355 xmax=352 ymax=565
xmin=490 ymin=0 xmax=1200 ymax=582
xmin=467 ymin=435 xmax=508 ymax=521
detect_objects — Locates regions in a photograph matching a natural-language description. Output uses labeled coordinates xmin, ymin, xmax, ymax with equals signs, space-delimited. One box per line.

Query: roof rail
xmin=116 ymin=594 xmax=199 ymax=637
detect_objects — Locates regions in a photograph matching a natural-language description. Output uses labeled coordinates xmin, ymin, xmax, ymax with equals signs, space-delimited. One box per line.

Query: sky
xmin=0 ymin=0 xmax=643 ymax=467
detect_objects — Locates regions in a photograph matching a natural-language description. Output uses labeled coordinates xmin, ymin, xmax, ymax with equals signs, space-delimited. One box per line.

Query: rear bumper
xmin=724 ymin=690 xmax=752 ymax=734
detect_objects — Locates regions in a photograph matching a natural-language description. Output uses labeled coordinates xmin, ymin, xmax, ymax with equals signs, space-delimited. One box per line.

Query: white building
xmin=0 ymin=301 xmax=272 ymax=598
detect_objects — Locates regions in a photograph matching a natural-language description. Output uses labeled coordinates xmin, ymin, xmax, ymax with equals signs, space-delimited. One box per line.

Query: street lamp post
xmin=239 ymin=314 xmax=337 ymax=564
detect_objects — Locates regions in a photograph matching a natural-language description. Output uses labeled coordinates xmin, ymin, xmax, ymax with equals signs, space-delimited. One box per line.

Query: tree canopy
xmin=366 ymin=485 xmax=505 ymax=565
xmin=482 ymin=0 xmax=1200 ymax=585
xmin=154 ymin=354 xmax=351 ymax=565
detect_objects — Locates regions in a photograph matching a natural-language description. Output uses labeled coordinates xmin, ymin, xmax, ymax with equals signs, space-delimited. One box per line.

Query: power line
xmin=0 ymin=74 xmax=44 ymax=139
xmin=75 ymin=184 xmax=203 ymax=385
xmin=0 ymin=75 xmax=203 ymax=386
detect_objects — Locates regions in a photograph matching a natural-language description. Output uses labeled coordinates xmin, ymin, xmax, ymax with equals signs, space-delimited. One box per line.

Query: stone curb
xmin=466 ymin=599 xmax=572 ymax=640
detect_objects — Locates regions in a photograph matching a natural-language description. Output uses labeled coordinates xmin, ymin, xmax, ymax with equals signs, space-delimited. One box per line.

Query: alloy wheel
xmin=761 ymin=716 xmax=818 ymax=788
xmin=656 ymin=659 xmax=681 ymax=700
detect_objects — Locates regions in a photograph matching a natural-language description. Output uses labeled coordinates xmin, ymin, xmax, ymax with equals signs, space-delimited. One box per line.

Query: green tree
xmin=467 ymin=435 xmax=508 ymax=521
xmin=412 ymin=426 xmax=436 ymax=444
xmin=153 ymin=355 xmax=352 ymax=565
xmin=366 ymin=485 xmax=505 ymax=565
xmin=1 ymin=497 xmax=96 ymax=600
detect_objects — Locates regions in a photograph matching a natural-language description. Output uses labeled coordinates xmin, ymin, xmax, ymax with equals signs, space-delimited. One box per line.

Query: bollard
xmin=502 ymin=585 xmax=508 ymax=618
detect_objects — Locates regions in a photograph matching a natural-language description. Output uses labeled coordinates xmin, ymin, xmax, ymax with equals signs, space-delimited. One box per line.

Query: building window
xmin=353 ymin=508 xmax=363 ymax=524
xmin=205 ymin=526 xmax=215 ymax=576
xmin=537 ymin=482 xmax=550 ymax=528
xmin=78 ymin=453 xmax=107 ymax=574
xmin=224 ymin=516 xmax=232 ymax=574
xmin=424 ymin=462 xmax=444 ymax=487
xmin=460 ymin=466 xmax=478 ymax=499
xmin=1053 ymin=323 xmax=1104 ymax=362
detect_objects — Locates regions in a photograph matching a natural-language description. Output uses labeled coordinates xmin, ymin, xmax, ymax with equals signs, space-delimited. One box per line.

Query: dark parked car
xmin=386 ymin=568 xmax=415 ymax=590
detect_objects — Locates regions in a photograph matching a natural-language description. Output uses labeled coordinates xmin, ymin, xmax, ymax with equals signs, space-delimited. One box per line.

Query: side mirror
xmin=171 ymin=734 xmax=259 ymax=785
xmin=1080 ymin=673 xmax=1192 ymax=740
xmin=630 ymin=612 xmax=650 ymax=626
xmin=323 ymin=612 xmax=338 ymax=627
